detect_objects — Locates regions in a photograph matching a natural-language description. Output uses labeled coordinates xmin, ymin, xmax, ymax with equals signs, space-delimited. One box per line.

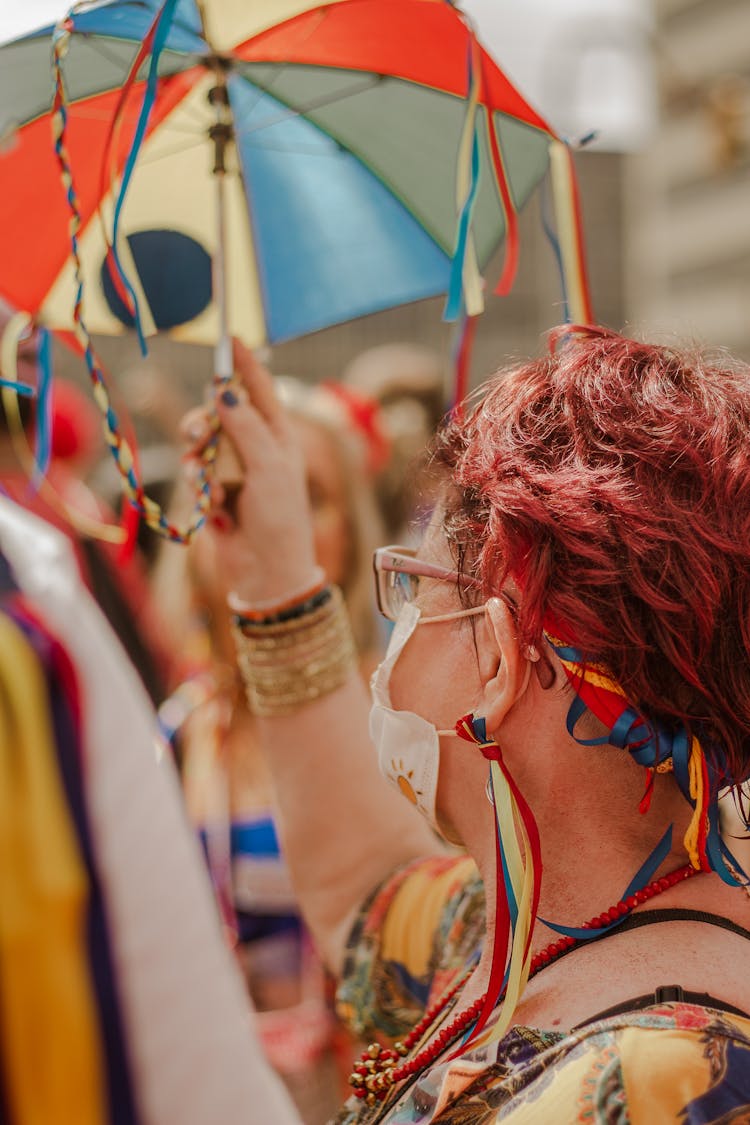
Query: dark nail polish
xmin=220 ymin=389 xmax=238 ymax=407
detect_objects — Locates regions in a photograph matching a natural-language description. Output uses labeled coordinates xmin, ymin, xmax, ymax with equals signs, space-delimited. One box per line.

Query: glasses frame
xmin=373 ymin=544 xmax=486 ymax=624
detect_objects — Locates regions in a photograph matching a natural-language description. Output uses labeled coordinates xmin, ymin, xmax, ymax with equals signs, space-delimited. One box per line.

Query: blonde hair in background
xmin=275 ymin=376 xmax=385 ymax=657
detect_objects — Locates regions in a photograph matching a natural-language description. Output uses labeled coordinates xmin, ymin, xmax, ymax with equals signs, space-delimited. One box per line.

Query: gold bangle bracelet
xmin=233 ymin=585 xmax=357 ymax=716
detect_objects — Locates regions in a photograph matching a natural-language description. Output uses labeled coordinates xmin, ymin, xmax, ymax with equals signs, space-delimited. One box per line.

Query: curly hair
xmin=435 ymin=325 xmax=750 ymax=790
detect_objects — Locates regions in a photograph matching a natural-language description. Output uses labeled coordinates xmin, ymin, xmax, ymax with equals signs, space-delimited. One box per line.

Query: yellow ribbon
xmin=548 ymin=139 xmax=593 ymax=325
xmin=683 ymin=735 xmax=706 ymax=871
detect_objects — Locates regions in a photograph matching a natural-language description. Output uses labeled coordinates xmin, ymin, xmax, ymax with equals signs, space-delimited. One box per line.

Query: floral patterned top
xmin=333 ymin=856 xmax=750 ymax=1124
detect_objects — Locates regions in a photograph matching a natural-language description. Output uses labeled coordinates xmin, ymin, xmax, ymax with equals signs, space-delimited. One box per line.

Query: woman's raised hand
xmin=181 ymin=340 xmax=317 ymax=605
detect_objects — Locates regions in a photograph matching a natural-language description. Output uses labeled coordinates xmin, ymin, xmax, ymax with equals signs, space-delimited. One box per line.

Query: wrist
xmin=228 ymin=566 xmax=327 ymax=619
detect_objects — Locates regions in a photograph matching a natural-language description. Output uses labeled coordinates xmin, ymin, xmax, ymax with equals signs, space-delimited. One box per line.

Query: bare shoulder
xmin=515 ymin=896 xmax=750 ymax=1031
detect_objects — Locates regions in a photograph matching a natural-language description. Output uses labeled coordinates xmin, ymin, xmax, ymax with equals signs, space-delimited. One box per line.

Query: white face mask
xmin=369 ymin=603 xmax=455 ymax=833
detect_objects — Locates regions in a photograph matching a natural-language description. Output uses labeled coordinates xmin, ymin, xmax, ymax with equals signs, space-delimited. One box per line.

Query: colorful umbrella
xmin=0 ymin=0 xmax=591 ymax=538
xmin=0 ymin=0 xmax=591 ymax=345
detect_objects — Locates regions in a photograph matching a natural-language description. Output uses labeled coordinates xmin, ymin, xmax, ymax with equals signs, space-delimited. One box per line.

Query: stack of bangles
xmin=228 ymin=568 xmax=357 ymax=717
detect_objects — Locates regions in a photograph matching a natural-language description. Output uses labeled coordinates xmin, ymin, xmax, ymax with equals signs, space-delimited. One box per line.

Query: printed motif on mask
xmin=369 ymin=603 xmax=445 ymax=831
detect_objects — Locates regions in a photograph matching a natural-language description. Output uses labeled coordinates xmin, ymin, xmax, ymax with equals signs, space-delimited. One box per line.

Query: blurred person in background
xmin=0 ymin=298 xmax=172 ymax=705
xmin=343 ymin=343 xmax=446 ymax=543
xmin=155 ymin=375 xmax=386 ymax=1125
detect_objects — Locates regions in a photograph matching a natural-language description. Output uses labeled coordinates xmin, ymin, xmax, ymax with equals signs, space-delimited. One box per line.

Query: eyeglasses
xmin=373 ymin=545 xmax=485 ymax=623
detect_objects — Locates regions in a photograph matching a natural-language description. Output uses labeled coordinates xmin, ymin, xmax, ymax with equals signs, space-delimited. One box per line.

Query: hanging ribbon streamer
xmin=539 ymin=178 xmax=571 ymax=322
xmin=479 ymin=55 xmax=519 ymax=298
xmin=102 ymin=0 xmax=180 ymax=354
xmin=51 ymin=13 xmax=216 ymax=544
xmin=548 ymin=140 xmax=594 ymax=325
xmin=444 ymin=34 xmax=485 ymax=322
xmin=452 ymin=718 xmax=542 ymax=1051
xmin=467 ymin=751 xmax=541 ymax=1049
xmin=449 ymin=312 xmax=478 ymax=416
xmin=96 ymin=36 xmax=156 ymax=335
xmin=32 ymin=327 xmax=53 ymax=488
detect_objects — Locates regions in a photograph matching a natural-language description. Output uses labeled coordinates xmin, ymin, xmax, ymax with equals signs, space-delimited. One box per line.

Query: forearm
xmin=255 ymin=669 xmax=444 ymax=975
xmin=184 ymin=352 xmax=443 ymax=971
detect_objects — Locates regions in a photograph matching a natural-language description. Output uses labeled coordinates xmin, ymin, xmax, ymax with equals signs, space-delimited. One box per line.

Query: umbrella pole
xmin=208 ymin=66 xmax=244 ymax=489
xmin=209 ymin=69 xmax=233 ymax=381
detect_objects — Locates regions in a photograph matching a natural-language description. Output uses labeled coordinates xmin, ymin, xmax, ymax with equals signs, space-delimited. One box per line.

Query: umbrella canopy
xmin=0 ymin=0 xmax=560 ymax=350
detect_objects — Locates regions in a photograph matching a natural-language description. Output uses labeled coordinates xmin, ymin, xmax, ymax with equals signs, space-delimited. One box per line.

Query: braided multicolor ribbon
xmin=51 ymin=12 xmax=218 ymax=544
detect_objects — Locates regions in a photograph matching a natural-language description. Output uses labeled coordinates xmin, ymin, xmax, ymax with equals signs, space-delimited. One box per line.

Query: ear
xmin=476 ymin=597 xmax=532 ymax=734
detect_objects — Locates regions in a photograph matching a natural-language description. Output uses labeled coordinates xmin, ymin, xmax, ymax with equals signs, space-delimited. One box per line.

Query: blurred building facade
xmin=625 ymin=0 xmax=750 ymax=358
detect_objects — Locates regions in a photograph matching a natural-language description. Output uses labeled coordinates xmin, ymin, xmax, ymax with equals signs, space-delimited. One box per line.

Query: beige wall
xmin=625 ymin=0 xmax=750 ymax=357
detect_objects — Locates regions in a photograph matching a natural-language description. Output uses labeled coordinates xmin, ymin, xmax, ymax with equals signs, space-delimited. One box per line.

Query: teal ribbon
xmin=31 ymin=327 xmax=53 ymax=488
xmin=107 ymin=0 xmax=180 ymax=354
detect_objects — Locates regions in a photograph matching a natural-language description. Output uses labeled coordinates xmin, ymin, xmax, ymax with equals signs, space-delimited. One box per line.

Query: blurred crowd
xmin=0 ymin=294 xmax=447 ymax=1125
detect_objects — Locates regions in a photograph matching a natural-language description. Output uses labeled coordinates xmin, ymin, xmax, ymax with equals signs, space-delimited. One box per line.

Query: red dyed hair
xmin=436 ymin=326 xmax=750 ymax=788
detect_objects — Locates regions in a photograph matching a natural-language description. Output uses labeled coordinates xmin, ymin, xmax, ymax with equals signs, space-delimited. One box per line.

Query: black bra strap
xmin=573 ymin=984 xmax=750 ymax=1029
xmin=612 ymin=907 xmax=750 ymax=943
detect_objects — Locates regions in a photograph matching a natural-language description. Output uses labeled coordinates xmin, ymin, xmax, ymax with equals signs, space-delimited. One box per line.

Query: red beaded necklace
xmin=349 ymin=862 xmax=700 ymax=1108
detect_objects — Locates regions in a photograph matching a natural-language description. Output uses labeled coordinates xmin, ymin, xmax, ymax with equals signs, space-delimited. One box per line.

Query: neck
xmin=454 ymin=750 xmax=713 ymax=1005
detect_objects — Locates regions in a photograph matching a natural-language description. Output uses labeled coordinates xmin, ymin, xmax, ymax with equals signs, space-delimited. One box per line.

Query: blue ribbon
xmin=548 ymin=636 xmax=674 ymax=767
xmin=705 ymin=804 xmax=750 ymax=888
xmin=0 ymin=378 xmax=34 ymax=396
xmin=444 ymin=125 xmax=481 ymax=322
xmin=540 ymin=825 xmax=675 ymax=940
xmin=32 ymin=327 xmax=53 ymax=488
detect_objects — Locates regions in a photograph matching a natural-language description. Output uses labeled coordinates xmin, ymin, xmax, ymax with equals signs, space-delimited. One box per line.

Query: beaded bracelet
xmin=232 ymin=586 xmax=332 ymax=628
xmin=232 ymin=585 xmax=356 ymax=716
xmin=227 ymin=566 xmax=327 ymax=624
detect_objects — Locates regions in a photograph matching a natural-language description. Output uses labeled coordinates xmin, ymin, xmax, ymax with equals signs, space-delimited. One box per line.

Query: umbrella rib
xmin=233 ymin=73 xmax=382 ymax=139
xmin=71 ymin=33 xmax=201 ymax=77
xmin=228 ymin=7 xmax=330 ymax=120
